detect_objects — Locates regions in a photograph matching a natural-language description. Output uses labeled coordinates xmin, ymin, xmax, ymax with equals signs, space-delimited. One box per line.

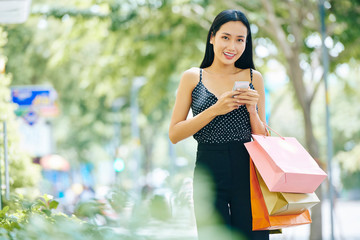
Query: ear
xmin=210 ymin=32 xmax=214 ymax=44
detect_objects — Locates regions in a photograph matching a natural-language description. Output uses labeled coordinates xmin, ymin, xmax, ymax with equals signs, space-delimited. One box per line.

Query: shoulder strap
xmin=250 ymin=68 xmax=253 ymax=83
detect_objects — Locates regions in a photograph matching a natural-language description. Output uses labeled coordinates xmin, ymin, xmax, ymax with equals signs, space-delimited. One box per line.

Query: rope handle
xmin=262 ymin=122 xmax=285 ymax=140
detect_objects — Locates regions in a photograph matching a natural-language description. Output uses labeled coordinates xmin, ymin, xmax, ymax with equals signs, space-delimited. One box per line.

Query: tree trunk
xmin=311 ymin=188 xmax=323 ymax=240
xmin=287 ymin=53 xmax=323 ymax=240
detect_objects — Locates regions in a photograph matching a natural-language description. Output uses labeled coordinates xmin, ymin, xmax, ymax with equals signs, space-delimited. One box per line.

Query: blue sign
xmin=11 ymin=86 xmax=58 ymax=125
xmin=12 ymin=86 xmax=57 ymax=107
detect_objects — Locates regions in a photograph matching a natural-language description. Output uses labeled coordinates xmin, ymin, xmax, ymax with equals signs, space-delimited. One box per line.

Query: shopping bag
xmin=255 ymin=168 xmax=320 ymax=216
xmin=250 ymin=159 xmax=312 ymax=230
xmin=244 ymin=127 xmax=327 ymax=193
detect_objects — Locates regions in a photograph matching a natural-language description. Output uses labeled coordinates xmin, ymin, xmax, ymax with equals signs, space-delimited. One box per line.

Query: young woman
xmin=169 ymin=9 xmax=269 ymax=240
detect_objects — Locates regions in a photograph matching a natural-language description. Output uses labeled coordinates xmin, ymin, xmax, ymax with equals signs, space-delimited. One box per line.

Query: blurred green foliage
xmin=330 ymin=63 xmax=360 ymax=190
xmin=0 ymin=28 xmax=41 ymax=198
xmin=330 ymin=0 xmax=360 ymax=65
xmin=0 ymin=194 xmax=128 ymax=239
xmin=3 ymin=0 xmax=219 ymax=166
xmin=0 ymin=189 xmax=198 ymax=239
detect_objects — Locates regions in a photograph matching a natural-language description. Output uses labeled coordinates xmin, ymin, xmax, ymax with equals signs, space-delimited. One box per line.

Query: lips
xmin=224 ymin=52 xmax=236 ymax=59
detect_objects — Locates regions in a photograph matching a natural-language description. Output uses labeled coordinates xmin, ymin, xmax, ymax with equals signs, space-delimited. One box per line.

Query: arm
xmin=249 ymin=70 xmax=267 ymax=135
xmin=169 ymin=69 xmax=215 ymax=144
xmin=169 ymin=69 xmax=242 ymax=144
xmin=236 ymin=70 xmax=267 ymax=135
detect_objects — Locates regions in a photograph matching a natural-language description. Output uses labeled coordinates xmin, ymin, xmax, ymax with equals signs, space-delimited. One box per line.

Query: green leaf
xmin=41 ymin=209 xmax=52 ymax=217
xmin=0 ymin=206 xmax=9 ymax=218
xmin=42 ymin=194 xmax=54 ymax=203
xmin=35 ymin=199 xmax=47 ymax=210
xmin=49 ymin=200 xmax=59 ymax=210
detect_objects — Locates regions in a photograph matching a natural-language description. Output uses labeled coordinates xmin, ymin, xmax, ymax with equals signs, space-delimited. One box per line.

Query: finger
xmin=240 ymin=88 xmax=257 ymax=94
xmin=225 ymin=98 xmax=242 ymax=104
xmin=243 ymin=97 xmax=259 ymax=102
xmin=237 ymin=94 xmax=258 ymax=100
xmin=235 ymin=96 xmax=255 ymax=101
xmin=231 ymin=100 xmax=243 ymax=106
xmin=245 ymin=91 xmax=259 ymax=97
xmin=234 ymin=90 xmax=257 ymax=97
xmin=231 ymin=90 xmax=244 ymax=96
xmin=243 ymin=101 xmax=257 ymax=105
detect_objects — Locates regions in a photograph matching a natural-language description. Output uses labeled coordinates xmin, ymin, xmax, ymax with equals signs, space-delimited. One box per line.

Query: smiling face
xmin=210 ymin=21 xmax=247 ymax=67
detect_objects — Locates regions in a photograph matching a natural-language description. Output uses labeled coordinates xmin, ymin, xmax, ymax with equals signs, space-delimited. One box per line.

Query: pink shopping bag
xmin=244 ymin=128 xmax=327 ymax=193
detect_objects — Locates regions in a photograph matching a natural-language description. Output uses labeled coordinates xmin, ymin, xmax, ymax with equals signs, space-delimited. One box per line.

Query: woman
xmin=169 ymin=9 xmax=269 ymax=240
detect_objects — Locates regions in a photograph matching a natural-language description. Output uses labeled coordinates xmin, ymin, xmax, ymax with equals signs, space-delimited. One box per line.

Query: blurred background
xmin=0 ymin=0 xmax=359 ymax=239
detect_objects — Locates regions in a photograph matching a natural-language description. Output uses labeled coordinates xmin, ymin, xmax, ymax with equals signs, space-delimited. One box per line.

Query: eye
xmin=222 ymin=36 xmax=229 ymax=40
xmin=237 ymin=39 xmax=245 ymax=42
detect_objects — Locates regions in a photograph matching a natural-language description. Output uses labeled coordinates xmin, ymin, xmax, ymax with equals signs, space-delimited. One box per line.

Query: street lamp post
xmin=0 ymin=122 xmax=3 ymax=209
xmin=168 ymin=138 xmax=176 ymax=184
xmin=112 ymin=97 xmax=126 ymax=149
xmin=319 ymin=1 xmax=335 ymax=240
xmin=0 ymin=121 xmax=10 ymax=209
xmin=3 ymin=122 xmax=9 ymax=201
xmin=112 ymin=97 xmax=126 ymax=183
xmin=130 ymin=77 xmax=146 ymax=199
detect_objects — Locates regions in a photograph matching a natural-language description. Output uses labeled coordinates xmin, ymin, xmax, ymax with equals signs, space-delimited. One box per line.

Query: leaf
xmin=35 ymin=199 xmax=47 ymax=209
xmin=42 ymin=194 xmax=54 ymax=203
xmin=41 ymin=209 xmax=52 ymax=217
xmin=0 ymin=206 xmax=9 ymax=218
xmin=49 ymin=200 xmax=59 ymax=210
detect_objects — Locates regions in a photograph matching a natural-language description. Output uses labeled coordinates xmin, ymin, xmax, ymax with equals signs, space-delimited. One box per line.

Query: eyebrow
xmin=221 ymin=32 xmax=246 ymax=38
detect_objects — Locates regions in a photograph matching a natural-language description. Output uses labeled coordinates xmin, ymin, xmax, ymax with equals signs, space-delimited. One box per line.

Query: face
xmin=210 ymin=21 xmax=247 ymax=66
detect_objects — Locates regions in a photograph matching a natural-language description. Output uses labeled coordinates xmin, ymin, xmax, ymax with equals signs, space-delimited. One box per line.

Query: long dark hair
xmin=200 ymin=9 xmax=255 ymax=70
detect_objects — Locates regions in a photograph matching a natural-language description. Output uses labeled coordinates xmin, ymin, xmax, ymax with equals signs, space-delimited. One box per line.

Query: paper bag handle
xmin=262 ymin=122 xmax=285 ymax=140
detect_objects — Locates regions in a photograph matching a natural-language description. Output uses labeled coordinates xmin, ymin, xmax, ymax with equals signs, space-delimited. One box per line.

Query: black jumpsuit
xmin=191 ymin=68 xmax=269 ymax=240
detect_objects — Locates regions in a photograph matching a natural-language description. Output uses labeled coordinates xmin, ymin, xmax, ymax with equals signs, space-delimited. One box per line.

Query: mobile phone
xmin=232 ymin=81 xmax=249 ymax=91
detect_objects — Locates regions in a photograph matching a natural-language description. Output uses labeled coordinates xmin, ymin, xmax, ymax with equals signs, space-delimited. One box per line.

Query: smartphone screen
xmin=233 ymin=81 xmax=249 ymax=91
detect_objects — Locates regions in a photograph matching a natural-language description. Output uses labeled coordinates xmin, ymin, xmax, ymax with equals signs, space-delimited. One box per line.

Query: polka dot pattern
xmin=191 ymin=68 xmax=254 ymax=143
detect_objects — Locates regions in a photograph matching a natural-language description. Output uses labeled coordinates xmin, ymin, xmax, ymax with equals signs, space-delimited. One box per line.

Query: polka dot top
xmin=191 ymin=68 xmax=254 ymax=144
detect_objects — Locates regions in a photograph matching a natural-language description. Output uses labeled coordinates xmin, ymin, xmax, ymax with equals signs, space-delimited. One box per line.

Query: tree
xmin=3 ymin=0 xmax=217 ymax=181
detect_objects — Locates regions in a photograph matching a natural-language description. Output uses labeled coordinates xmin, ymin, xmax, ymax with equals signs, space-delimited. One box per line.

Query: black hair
xmin=200 ymin=9 xmax=255 ymax=70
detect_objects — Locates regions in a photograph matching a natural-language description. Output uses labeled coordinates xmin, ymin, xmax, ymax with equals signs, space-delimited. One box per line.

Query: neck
xmin=207 ymin=61 xmax=240 ymax=75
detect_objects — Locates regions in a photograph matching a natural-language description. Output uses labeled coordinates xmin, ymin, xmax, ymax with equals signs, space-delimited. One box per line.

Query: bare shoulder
xmin=251 ymin=69 xmax=264 ymax=88
xmin=180 ymin=67 xmax=201 ymax=89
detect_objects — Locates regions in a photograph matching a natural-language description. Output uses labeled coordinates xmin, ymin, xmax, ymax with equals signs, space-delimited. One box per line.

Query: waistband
xmin=197 ymin=140 xmax=251 ymax=151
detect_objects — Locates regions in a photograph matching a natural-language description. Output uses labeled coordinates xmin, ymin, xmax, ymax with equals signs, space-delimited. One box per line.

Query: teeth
xmin=224 ymin=52 xmax=235 ymax=57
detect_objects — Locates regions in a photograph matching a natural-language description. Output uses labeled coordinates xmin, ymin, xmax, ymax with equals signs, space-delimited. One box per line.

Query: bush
xmin=0 ymin=194 xmax=125 ymax=240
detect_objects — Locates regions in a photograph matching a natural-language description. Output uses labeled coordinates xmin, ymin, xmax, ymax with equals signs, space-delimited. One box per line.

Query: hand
xmin=234 ymin=88 xmax=259 ymax=114
xmin=210 ymin=91 xmax=243 ymax=115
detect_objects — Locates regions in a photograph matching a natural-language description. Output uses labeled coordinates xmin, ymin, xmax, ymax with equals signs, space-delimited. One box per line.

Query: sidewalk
xmin=271 ymin=199 xmax=360 ymax=240
xmin=135 ymin=199 xmax=360 ymax=240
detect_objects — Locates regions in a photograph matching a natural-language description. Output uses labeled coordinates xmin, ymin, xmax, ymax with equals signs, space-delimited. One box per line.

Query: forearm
xmin=169 ymin=106 xmax=217 ymax=144
xmin=249 ymin=111 xmax=267 ymax=135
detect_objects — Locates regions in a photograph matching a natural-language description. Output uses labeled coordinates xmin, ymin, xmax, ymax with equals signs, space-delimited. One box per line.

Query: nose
xmin=227 ymin=40 xmax=236 ymax=51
